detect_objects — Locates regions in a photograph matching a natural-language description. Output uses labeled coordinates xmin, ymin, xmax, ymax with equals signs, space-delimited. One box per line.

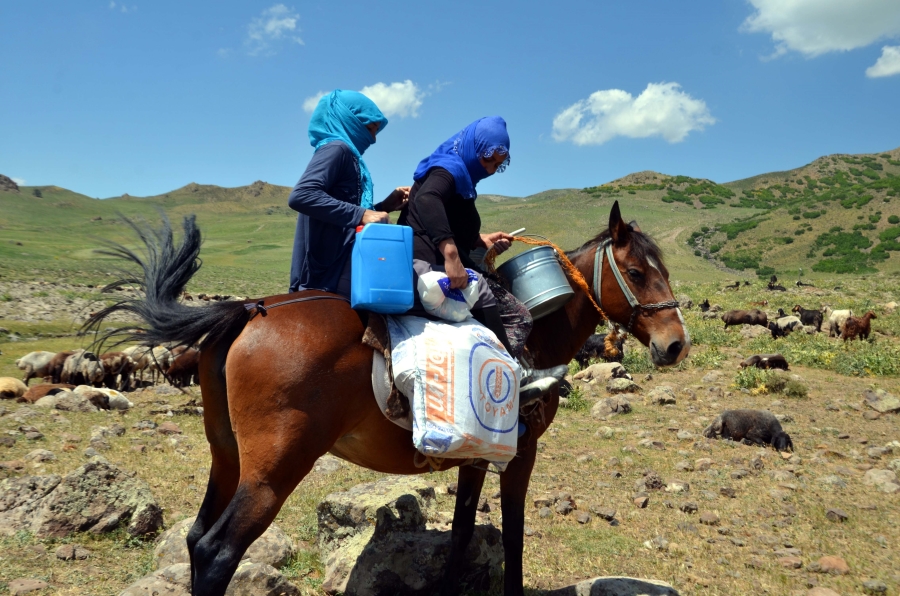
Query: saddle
xmin=362 ymin=313 xmax=412 ymax=429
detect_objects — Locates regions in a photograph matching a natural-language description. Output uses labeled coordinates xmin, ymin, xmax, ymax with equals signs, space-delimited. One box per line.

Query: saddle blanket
xmin=378 ymin=315 xmax=521 ymax=464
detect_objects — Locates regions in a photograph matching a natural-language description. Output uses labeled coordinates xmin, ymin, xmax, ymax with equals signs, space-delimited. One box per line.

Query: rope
xmin=484 ymin=237 xmax=623 ymax=359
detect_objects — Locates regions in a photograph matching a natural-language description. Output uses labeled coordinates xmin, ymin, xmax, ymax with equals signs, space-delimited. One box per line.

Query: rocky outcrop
xmin=0 ymin=458 xmax=163 ymax=537
xmin=154 ymin=516 xmax=295 ymax=570
xmin=0 ymin=174 xmax=20 ymax=193
xmin=317 ymin=476 xmax=503 ymax=595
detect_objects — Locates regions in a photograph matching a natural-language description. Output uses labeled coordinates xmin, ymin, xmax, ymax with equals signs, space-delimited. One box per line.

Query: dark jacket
xmin=398 ymin=167 xmax=482 ymax=267
xmin=288 ymin=141 xmax=366 ymax=293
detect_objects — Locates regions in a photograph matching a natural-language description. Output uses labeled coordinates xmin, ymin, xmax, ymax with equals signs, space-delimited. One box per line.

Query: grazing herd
xmin=12 ymin=344 xmax=200 ymax=393
xmin=719 ymin=302 xmax=873 ymax=342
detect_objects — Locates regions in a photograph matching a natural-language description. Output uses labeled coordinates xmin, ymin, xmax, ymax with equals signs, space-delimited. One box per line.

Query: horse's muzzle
xmin=650 ymin=338 xmax=689 ymax=366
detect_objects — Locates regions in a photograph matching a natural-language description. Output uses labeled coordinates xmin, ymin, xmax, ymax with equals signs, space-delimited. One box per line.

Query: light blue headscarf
xmin=308 ymin=90 xmax=388 ymax=209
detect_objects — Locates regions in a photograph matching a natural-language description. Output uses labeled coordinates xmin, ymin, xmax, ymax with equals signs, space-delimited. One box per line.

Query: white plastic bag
xmin=387 ymin=315 xmax=521 ymax=465
xmin=417 ymin=269 xmax=480 ymax=322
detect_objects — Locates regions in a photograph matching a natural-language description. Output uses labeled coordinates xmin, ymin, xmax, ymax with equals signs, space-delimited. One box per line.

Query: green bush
xmin=889 ymin=215 xmax=900 ymax=224
xmin=694 ymin=249 xmax=702 ymax=256
xmin=783 ymin=380 xmax=808 ymax=398
xmin=756 ymin=266 xmax=776 ymax=278
xmin=561 ymin=385 xmax=590 ymax=411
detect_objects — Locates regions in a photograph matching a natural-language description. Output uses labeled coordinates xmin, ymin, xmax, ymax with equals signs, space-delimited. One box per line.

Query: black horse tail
xmin=83 ymin=214 xmax=251 ymax=351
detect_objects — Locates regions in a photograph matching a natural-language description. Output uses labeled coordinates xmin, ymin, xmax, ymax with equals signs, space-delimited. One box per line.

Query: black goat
xmin=574 ymin=333 xmax=625 ymax=367
xmin=792 ymin=304 xmax=823 ymax=332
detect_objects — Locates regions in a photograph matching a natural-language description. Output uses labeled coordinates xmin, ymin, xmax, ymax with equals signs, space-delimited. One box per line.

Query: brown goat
xmin=842 ymin=311 xmax=877 ymax=341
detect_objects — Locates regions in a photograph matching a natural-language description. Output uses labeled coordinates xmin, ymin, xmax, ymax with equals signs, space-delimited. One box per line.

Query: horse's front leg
xmin=499 ymin=439 xmax=537 ymax=596
xmin=441 ymin=463 xmax=487 ymax=596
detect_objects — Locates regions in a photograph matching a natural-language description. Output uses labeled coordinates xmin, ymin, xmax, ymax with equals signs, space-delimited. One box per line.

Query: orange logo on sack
xmin=424 ymin=336 xmax=454 ymax=423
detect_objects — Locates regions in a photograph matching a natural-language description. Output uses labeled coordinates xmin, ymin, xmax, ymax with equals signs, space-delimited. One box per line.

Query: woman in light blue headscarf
xmin=288 ymin=90 xmax=409 ymax=296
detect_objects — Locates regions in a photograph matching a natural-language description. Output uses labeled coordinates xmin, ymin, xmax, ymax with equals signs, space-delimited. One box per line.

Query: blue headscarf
xmin=413 ymin=116 xmax=510 ymax=200
xmin=308 ymin=90 xmax=388 ymax=209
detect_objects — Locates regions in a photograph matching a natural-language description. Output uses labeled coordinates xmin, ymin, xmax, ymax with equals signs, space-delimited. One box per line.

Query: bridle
xmin=593 ymin=239 xmax=680 ymax=333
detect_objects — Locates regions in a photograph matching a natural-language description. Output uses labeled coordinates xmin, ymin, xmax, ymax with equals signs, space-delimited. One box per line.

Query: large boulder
xmin=119 ymin=562 xmax=300 ymax=596
xmin=318 ymin=476 xmax=503 ymax=595
xmin=154 ymin=516 xmax=295 ymax=570
xmin=606 ymin=378 xmax=641 ymax=394
xmin=864 ymin=389 xmax=900 ymax=414
xmin=591 ymin=396 xmax=633 ymax=419
xmin=0 ymin=458 xmax=162 ymax=537
xmin=544 ymin=576 xmax=679 ymax=595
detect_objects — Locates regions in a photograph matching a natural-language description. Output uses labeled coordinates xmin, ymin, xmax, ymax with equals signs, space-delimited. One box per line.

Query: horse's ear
xmin=608 ymin=200 xmax=631 ymax=244
xmin=629 ymin=220 xmax=642 ymax=233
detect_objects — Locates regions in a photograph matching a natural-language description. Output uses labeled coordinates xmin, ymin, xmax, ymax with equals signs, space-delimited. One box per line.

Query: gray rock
xmin=647 ymin=386 xmax=677 ymax=405
xmin=119 ymin=562 xmax=300 ymax=596
xmin=317 ymin=476 xmax=502 ymax=596
xmin=154 ymin=517 xmax=295 ymax=570
xmin=864 ymin=389 xmax=900 ymax=414
xmin=53 ymin=391 xmax=98 ymax=413
xmin=7 ymin=578 xmax=50 ymax=595
xmin=740 ymin=325 xmax=770 ymax=339
xmin=24 ymin=449 xmax=55 ymax=463
xmin=863 ymin=579 xmax=888 ymax=595
xmin=55 ymin=544 xmax=91 ymax=560
xmin=591 ymin=396 xmax=632 ymax=419
xmin=863 ymin=469 xmax=900 ymax=493
xmin=0 ymin=459 xmax=162 ymax=537
xmin=676 ymin=295 xmax=693 ymax=310
xmin=607 ymin=378 xmax=641 ymax=394
xmin=701 ymin=371 xmax=723 ymax=384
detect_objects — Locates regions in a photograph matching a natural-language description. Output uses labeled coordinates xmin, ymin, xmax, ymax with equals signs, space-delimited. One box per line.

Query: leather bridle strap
xmin=244 ymin=294 xmax=349 ymax=319
xmin=593 ymin=239 xmax=680 ymax=332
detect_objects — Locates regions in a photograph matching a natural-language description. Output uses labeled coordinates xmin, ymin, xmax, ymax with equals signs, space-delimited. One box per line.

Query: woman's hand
xmin=439 ymin=239 xmax=469 ymax=289
xmin=360 ymin=210 xmax=389 ymax=225
xmin=479 ymin=231 xmax=514 ymax=255
xmin=376 ymin=186 xmax=411 ymax=212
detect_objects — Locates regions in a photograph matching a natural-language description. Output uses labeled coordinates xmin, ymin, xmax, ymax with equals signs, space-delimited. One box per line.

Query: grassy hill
xmin=2 ymin=146 xmax=899 ymax=294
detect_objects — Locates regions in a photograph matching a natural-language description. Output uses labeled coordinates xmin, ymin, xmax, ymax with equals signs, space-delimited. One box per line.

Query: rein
xmin=244 ymin=294 xmax=349 ymax=319
xmin=594 ymin=239 xmax=680 ymax=333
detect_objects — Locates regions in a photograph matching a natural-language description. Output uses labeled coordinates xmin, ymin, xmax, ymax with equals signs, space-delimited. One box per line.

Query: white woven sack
xmin=387 ymin=315 xmax=521 ymax=464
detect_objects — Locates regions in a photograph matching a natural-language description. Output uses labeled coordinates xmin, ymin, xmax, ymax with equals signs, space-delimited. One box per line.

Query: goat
xmin=791 ymin=304 xmax=823 ymax=332
xmin=768 ymin=316 xmax=803 ymax=338
xmin=842 ymin=311 xmax=876 ymax=341
xmin=749 ymin=300 xmax=768 ymax=307
xmin=722 ymin=309 xmax=767 ymax=329
xmin=822 ymin=306 xmax=852 ymax=338
xmin=767 ymin=282 xmax=787 ymax=292
xmin=699 ymin=299 xmax=711 ymax=312
xmin=739 ymin=354 xmax=789 ymax=371
xmin=703 ymin=409 xmax=793 ymax=452
xmin=574 ymin=333 xmax=626 ymax=367
xmin=723 ymin=281 xmax=740 ymax=290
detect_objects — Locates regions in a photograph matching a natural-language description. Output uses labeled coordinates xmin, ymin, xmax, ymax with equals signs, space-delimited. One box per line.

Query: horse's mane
xmin=566 ymin=222 xmax=665 ymax=266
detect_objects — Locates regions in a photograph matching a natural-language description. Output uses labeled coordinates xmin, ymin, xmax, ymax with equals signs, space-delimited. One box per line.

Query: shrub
xmin=756 ymin=266 xmax=776 ymax=277
xmin=688 ymin=345 xmax=724 ymax=369
xmin=694 ymin=249 xmax=702 ymax=256
xmin=561 ymin=385 xmax=590 ymax=412
xmin=889 ymin=215 xmax=900 ymax=224
xmin=32 ymin=189 xmax=42 ymax=198
xmin=783 ymin=380 xmax=808 ymax=398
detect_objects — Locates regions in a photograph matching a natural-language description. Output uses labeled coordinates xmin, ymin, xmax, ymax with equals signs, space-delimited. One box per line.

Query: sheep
xmin=574 ymin=333 xmax=625 ymax=367
xmin=123 ymin=345 xmax=172 ymax=385
xmin=767 ymin=315 xmax=803 ymax=338
xmin=46 ymin=350 xmax=76 ymax=384
xmin=722 ymin=309 xmax=768 ymax=329
xmin=739 ymin=354 xmax=789 ymax=371
xmin=20 ymin=383 xmax=75 ymax=403
xmin=61 ymin=350 xmax=105 ymax=386
xmin=14 ymin=351 xmax=55 ymax=385
xmin=166 ymin=347 xmax=200 ymax=387
xmin=703 ymin=409 xmax=794 ymax=452
xmin=822 ymin=306 xmax=853 ymax=338
xmin=0 ymin=377 xmax=28 ymax=400
xmin=148 ymin=346 xmax=174 ymax=383
xmin=791 ymin=304 xmax=823 ymax=332
xmin=842 ymin=311 xmax=877 ymax=341
xmin=99 ymin=351 xmax=136 ymax=391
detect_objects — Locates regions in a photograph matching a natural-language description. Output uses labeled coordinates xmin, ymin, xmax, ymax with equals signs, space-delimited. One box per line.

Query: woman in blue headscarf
xmin=398 ymin=116 xmax=568 ymax=389
xmin=288 ymin=90 xmax=409 ymax=296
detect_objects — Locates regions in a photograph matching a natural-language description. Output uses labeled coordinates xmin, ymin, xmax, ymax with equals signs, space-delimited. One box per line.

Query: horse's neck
xmin=527 ymin=288 xmax=603 ymax=369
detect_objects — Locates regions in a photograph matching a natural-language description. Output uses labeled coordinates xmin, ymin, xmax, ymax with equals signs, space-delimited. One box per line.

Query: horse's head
xmin=593 ymin=201 xmax=690 ymax=366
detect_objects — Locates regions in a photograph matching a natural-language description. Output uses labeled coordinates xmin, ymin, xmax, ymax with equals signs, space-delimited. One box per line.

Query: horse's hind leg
xmin=441 ymin=464 xmax=487 ymax=596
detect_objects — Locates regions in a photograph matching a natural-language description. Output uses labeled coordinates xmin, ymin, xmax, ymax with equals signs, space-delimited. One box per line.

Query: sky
xmin=2 ymin=0 xmax=899 ymax=200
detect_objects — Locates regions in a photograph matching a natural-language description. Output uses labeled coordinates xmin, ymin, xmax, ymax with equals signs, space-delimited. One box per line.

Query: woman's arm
xmin=287 ymin=143 xmax=384 ymax=226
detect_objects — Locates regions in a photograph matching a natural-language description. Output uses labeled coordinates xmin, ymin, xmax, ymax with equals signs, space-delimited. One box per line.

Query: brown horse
xmin=87 ymin=200 xmax=689 ymax=596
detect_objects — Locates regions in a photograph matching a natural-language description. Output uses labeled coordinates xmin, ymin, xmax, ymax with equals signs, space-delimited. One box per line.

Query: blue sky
xmin=2 ymin=0 xmax=899 ymax=199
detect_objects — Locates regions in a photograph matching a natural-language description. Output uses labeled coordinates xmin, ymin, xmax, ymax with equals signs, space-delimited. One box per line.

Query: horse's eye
xmin=627 ymin=269 xmax=643 ymax=281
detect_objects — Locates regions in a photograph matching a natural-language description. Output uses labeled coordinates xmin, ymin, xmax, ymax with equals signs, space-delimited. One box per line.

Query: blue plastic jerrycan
xmin=351 ymin=223 xmax=414 ymax=313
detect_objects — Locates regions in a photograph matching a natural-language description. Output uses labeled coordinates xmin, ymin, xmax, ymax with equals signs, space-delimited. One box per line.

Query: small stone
xmin=695 ymin=458 xmax=713 ymax=471
xmin=665 ymin=481 xmax=689 ymax=493
xmin=607 ymin=378 xmax=641 ymax=394
xmin=779 ymin=556 xmax=802 ymax=569
xmin=83 ymin=448 xmax=99 ymax=458
xmin=55 ymin=544 xmax=91 ymax=560
xmin=679 ymin=502 xmax=698 ymax=514
xmin=816 ymin=555 xmax=850 ymax=575
xmin=731 ymin=469 xmax=749 ymax=480
xmin=533 ymin=497 xmax=552 ymax=508
xmin=807 ymin=588 xmax=840 ymax=596
xmin=644 ymin=536 xmax=669 ymax=551
xmin=538 ymin=507 xmax=552 ymax=519
xmin=720 ymin=487 xmax=737 ymax=498
xmin=576 ymin=512 xmax=591 ymax=524
xmin=132 ymin=420 xmax=157 ymax=430
xmin=863 ymin=411 xmax=881 ymax=421
xmin=634 ymin=496 xmax=649 ymax=508
xmin=745 ymin=556 xmax=765 ymax=569
xmin=589 ymin=506 xmax=616 ymax=521
xmin=157 ymin=421 xmax=182 ymax=435
xmin=825 ymin=508 xmax=849 ymax=522
xmin=0 ymin=436 xmax=16 ymax=448
xmin=717 ymin=527 xmax=732 ymax=536
xmin=24 ymin=449 xmax=56 ymax=462
xmin=555 ymin=500 xmax=574 ymax=515
xmin=131 ymin=445 xmax=146 ymax=453
xmin=447 ymin=482 xmax=458 ymax=495
xmin=863 ymin=579 xmax=888 ymax=595
xmin=675 ymin=460 xmax=694 ymax=472
xmin=699 ymin=512 xmax=719 ymax=525
xmin=24 ymin=431 xmax=43 ymax=441
xmin=729 ymin=537 xmax=745 ymax=547
xmin=7 ymin=579 xmax=50 ymax=595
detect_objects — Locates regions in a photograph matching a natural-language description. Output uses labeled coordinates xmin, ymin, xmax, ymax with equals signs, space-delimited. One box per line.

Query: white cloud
xmin=867 ymin=45 xmax=900 ymax=77
xmin=552 ymin=82 xmax=715 ymax=146
xmin=359 ymin=80 xmax=424 ymax=118
xmin=302 ymin=81 xmax=425 ymax=119
xmin=742 ymin=0 xmax=900 ymax=58
xmin=11 ymin=177 xmax=26 ymax=186
xmin=245 ymin=4 xmax=303 ymax=56
xmin=109 ymin=1 xmax=115 ymax=8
